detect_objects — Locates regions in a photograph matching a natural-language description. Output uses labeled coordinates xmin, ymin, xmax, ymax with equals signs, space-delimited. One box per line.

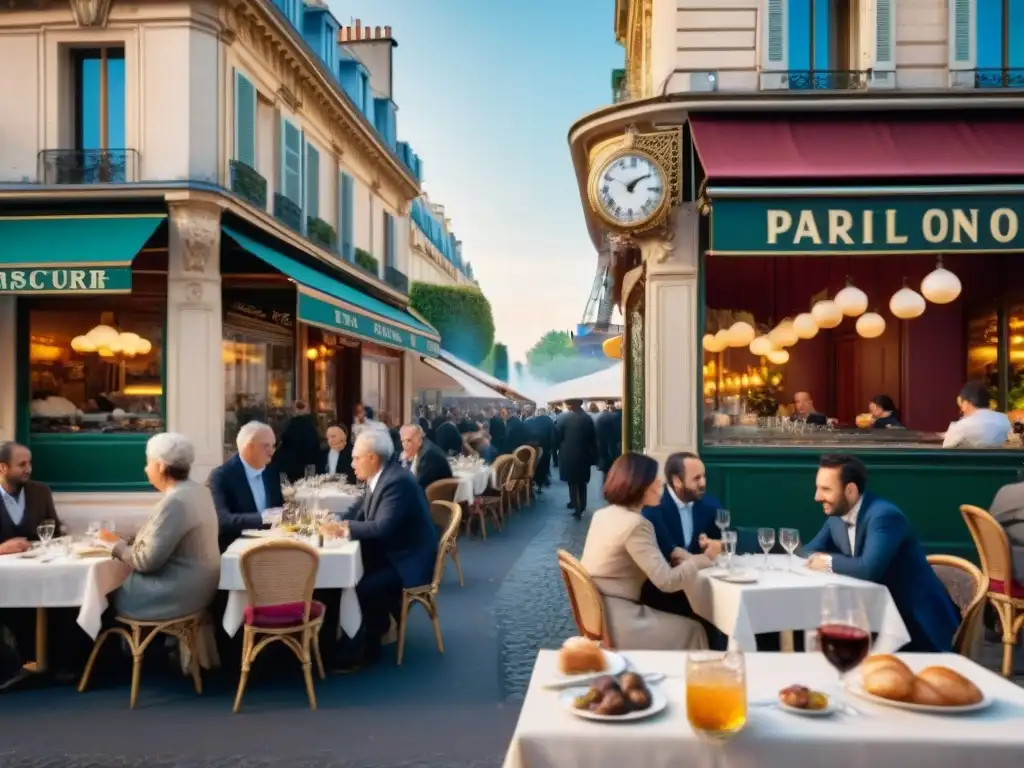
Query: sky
xmin=328 ymin=0 xmax=622 ymax=363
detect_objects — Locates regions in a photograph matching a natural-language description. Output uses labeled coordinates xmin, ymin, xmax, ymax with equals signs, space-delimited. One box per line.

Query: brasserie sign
xmin=0 ymin=266 xmax=131 ymax=293
xmin=710 ymin=196 xmax=1024 ymax=254
xmin=297 ymin=292 xmax=440 ymax=356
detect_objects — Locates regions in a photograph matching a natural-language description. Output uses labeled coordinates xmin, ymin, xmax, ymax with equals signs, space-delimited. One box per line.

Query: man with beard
xmin=805 ymin=454 xmax=959 ymax=652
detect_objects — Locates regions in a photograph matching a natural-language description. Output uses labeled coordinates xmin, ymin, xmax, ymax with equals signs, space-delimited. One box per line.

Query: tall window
xmin=788 ymin=0 xmax=856 ymax=88
xmin=384 ymin=211 xmax=396 ymax=268
xmin=978 ymin=0 xmax=1024 ymax=86
xmin=73 ymin=47 xmax=125 ymax=150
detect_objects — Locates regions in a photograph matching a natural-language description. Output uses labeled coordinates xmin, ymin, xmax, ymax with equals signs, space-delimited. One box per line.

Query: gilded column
xmin=166 ymin=202 xmax=224 ymax=481
xmin=0 ymin=296 xmax=15 ymax=441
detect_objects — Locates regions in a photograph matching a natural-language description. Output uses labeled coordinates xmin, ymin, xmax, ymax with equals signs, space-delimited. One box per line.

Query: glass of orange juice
xmin=686 ymin=651 xmax=747 ymax=742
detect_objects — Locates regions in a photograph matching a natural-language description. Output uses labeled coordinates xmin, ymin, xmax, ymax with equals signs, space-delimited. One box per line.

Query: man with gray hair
xmin=399 ymin=424 xmax=452 ymax=491
xmin=208 ymin=421 xmax=284 ymax=551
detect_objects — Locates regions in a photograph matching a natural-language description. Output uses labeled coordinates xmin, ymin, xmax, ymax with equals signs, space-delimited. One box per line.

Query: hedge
xmin=409 ymin=282 xmax=496 ymax=365
xmin=492 ymin=343 xmax=509 ymax=382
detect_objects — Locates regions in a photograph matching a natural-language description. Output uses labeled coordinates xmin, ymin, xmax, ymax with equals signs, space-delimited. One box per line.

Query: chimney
xmin=339 ymin=19 xmax=396 ymax=43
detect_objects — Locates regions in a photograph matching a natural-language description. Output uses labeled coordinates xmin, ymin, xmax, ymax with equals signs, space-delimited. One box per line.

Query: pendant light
xmin=792 ymin=312 xmax=819 ymax=339
xmin=856 ymin=311 xmax=886 ymax=339
xmin=811 ymin=299 xmax=843 ymax=329
xmin=766 ymin=348 xmax=789 ymax=365
xmin=728 ymin=321 xmax=755 ymax=347
xmin=702 ymin=333 xmax=726 ymax=353
xmin=920 ymin=256 xmax=962 ymax=304
xmin=769 ymin=319 xmax=798 ymax=348
xmin=749 ymin=335 xmax=773 ymax=357
xmin=889 ymin=278 xmax=926 ymax=320
xmin=834 ymin=277 xmax=868 ymax=317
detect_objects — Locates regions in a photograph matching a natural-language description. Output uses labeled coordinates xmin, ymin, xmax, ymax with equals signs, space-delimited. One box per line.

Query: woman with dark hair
xmin=868 ymin=395 xmax=903 ymax=429
xmin=579 ymin=453 xmax=720 ymax=650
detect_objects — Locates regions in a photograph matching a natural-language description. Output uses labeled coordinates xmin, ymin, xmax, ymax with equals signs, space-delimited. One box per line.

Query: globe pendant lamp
xmin=703 ymin=333 xmax=727 ymax=353
xmin=766 ymin=348 xmax=790 ymax=365
xmin=834 ymin=278 xmax=869 ymax=317
xmin=792 ymin=312 xmax=819 ymax=339
xmin=920 ymin=256 xmax=962 ymax=304
xmin=889 ymin=278 xmax=926 ymax=320
xmin=811 ymin=299 xmax=843 ymax=329
xmin=749 ymin=335 xmax=773 ymax=357
xmin=769 ymin=320 xmax=798 ymax=348
xmin=856 ymin=311 xmax=886 ymax=339
xmin=728 ymin=321 xmax=755 ymax=347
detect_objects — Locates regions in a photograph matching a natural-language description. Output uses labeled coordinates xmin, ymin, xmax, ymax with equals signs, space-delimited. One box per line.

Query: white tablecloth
xmin=219 ymin=537 xmax=363 ymax=637
xmin=295 ymin=488 xmax=361 ymax=516
xmin=0 ymin=553 xmax=130 ymax=638
xmin=453 ymin=466 xmax=491 ymax=504
xmin=503 ymin=650 xmax=1024 ymax=768
xmin=686 ymin=554 xmax=909 ymax=652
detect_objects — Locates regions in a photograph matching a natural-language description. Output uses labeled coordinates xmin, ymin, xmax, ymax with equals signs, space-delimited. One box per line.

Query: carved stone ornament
xmin=69 ymin=0 xmax=112 ymax=27
xmin=173 ymin=208 xmax=221 ymax=273
xmin=184 ymin=282 xmax=204 ymax=303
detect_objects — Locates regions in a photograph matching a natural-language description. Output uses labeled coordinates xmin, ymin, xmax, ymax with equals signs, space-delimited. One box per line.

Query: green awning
xmin=224 ymin=227 xmax=440 ymax=356
xmin=0 ymin=214 xmax=165 ymax=294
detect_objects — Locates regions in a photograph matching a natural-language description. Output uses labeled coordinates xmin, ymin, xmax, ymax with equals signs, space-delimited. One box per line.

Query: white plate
xmin=778 ymin=695 xmax=838 ymax=717
xmin=719 ymin=569 xmax=759 ymax=583
xmin=844 ymin=681 xmax=993 ymax=714
xmin=549 ymin=650 xmax=626 ymax=686
xmin=560 ymin=684 xmax=668 ymax=722
xmin=241 ymin=529 xmax=279 ymax=538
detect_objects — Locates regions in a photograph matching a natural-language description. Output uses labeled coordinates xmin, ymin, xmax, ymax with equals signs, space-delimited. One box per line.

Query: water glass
xmin=721 ymin=530 xmax=738 ymax=569
xmin=304 ymin=465 xmax=317 ymax=480
xmin=37 ymin=519 xmax=56 ymax=547
xmin=779 ymin=527 xmax=800 ymax=570
xmin=686 ymin=651 xmax=747 ymax=742
xmin=757 ymin=527 xmax=776 ymax=570
xmin=715 ymin=508 xmax=731 ymax=533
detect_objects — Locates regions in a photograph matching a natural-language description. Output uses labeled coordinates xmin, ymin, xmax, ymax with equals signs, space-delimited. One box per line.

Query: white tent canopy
xmin=439 ymin=349 xmax=536 ymax=404
xmin=413 ymin=356 xmax=506 ymax=400
xmin=542 ymin=363 xmax=623 ymax=404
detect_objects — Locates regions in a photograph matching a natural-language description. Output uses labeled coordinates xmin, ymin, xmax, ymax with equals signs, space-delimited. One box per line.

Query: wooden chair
xmin=397 ymin=501 xmax=462 ymax=665
xmin=425 ymin=478 xmax=464 ymax=587
xmin=233 ymin=539 xmax=325 ymax=712
xmin=927 ymin=554 xmax=988 ymax=658
xmin=78 ymin=610 xmax=205 ymax=709
xmin=556 ymin=549 xmax=614 ymax=648
xmin=513 ymin=445 xmax=538 ymax=505
xmin=475 ymin=456 xmax=513 ymax=538
xmin=960 ymin=504 xmax=1024 ymax=677
xmin=498 ymin=455 xmax=524 ymax=516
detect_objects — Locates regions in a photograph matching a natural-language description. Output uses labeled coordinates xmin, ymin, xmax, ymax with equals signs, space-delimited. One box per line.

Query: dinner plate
xmin=777 ymin=696 xmax=838 ymax=717
xmin=844 ymin=681 xmax=993 ymax=714
xmin=547 ymin=650 xmax=626 ymax=686
xmin=560 ymin=685 xmax=668 ymax=722
xmin=241 ymin=529 xmax=280 ymax=538
xmin=719 ymin=569 xmax=759 ymax=584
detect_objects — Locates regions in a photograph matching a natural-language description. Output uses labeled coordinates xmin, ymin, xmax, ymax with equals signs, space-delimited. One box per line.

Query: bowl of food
xmin=562 ymin=671 xmax=666 ymax=721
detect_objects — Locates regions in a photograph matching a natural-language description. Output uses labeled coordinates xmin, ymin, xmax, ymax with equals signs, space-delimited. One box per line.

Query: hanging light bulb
xmin=792 ymin=313 xmax=819 ymax=339
xmin=86 ymin=324 xmax=119 ymax=347
xmin=71 ymin=335 xmax=96 ymax=353
xmin=856 ymin=311 xmax=886 ymax=339
xmin=728 ymin=321 xmax=755 ymax=347
xmin=769 ymin=320 xmax=798 ymax=348
xmin=811 ymin=299 xmax=843 ymax=329
xmin=889 ymin=278 xmax=926 ymax=320
xmin=766 ymin=348 xmax=790 ymax=365
xmin=920 ymin=256 xmax=962 ymax=304
xmin=137 ymin=339 xmax=152 ymax=355
xmin=713 ymin=329 xmax=732 ymax=350
xmin=749 ymin=335 xmax=773 ymax=357
xmin=703 ymin=333 xmax=727 ymax=353
xmin=834 ymin=278 xmax=869 ymax=317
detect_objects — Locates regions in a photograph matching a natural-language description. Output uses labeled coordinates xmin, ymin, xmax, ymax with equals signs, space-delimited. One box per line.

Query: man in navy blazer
xmin=643 ymin=452 xmax=722 ymax=559
xmin=208 ymin=421 xmax=284 ymax=551
xmin=805 ymin=454 xmax=960 ymax=652
xmin=328 ymin=428 xmax=438 ymax=667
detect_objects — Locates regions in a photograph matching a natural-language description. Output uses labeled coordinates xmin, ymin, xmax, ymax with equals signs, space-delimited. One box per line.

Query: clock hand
xmin=625 ymin=173 xmax=652 ymax=193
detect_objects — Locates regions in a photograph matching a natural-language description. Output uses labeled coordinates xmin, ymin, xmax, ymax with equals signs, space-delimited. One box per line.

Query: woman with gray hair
xmin=102 ymin=432 xmax=221 ymax=620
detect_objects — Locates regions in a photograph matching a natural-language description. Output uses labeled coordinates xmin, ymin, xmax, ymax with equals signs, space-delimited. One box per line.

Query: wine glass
xmin=817 ymin=585 xmax=871 ymax=684
xmin=757 ymin=527 xmax=776 ymax=570
xmin=779 ymin=527 xmax=800 ymax=570
xmin=715 ymin=508 xmax=731 ymax=533
xmin=37 ymin=519 xmax=56 ymax=548
xmin=721 ymin=530 xmax=738 ymax=569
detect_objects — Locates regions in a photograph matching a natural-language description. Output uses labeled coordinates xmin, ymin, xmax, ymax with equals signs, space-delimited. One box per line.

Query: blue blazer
xmin=208 ymin=454 xmax=285 ymax=551
xmin=805 ymin=493 xmax=960 ymax=653
xmin=344 ymin=462 xmax=438 ymax=589
xmin=642 ymin=489 xmax=722 ymax=560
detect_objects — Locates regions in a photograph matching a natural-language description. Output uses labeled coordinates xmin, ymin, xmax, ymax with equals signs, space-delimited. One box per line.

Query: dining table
xmin=451 ymin=463 xmax=492 ymax=504
xmin=503 ymin=650 xmax=1024 ymax=768
xmin=294 ymin=486 xmax=362 ymax=516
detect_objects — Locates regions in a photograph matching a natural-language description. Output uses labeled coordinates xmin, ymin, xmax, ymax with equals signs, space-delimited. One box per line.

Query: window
xmin=73 ymin=47 xmax=125 ymax=150
xmin=280 ymin=118 xmax=303 ymax=206
xmin=787 ymin=0 xmax=857 ymax=88
xmin=234 ymin=71 xmax=257 ymax=168
xmin=339 ymin=172 xmax=354 ymax=260
xmin=27 ymin=296 xmax=164 ymax=435
xmin=305 ymin=143 xmax=320 ymax=220
xmin=384 ymin=211 xmax=396 ymax=268
xmin=977 ymin=0 xmax=1024 ymax=86
xmin=361 ymin=354 xmax=399 ymax=423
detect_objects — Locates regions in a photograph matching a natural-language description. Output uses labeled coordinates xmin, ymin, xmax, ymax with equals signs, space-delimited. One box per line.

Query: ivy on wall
xmin=409 ymin=282 xmax=496 ymax=365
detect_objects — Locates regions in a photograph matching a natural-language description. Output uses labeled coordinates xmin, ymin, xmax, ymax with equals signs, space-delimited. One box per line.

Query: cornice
xmin=410 ymin=226 xmax=460 ymax=281
xmin=222 ymin=0 xmax=421 ymax=202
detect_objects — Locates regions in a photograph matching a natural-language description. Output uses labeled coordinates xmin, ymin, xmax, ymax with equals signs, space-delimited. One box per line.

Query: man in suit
xmin=399 ymin=424 xmax=452 ymax=491
xmin=805 ymin=453 xmax=960 ymax=652
xmin=595 ymin=402 xmax=623 ymax=480
xmin=274 ymin=401 xmax=323 ymax=482
xmin=526 ymin=407 xmax=555 ymax=490
xmin=320 ymin=424 xmax=355 ymax=483
xmin=505 ymin=411 xmax=529 ymax=454
xmin=208 ymin=421 xmax=284 ymax=551
xmin=433 ymin=412 xmax=463 ymax=456
xmin=556 ymin=399 xmax=597 ymax=519
xmin=326 ymin=429 xmax=438 ymax=668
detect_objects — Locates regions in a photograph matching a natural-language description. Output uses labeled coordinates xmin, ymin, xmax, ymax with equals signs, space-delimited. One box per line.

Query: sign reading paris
xmin=709 ymin=196 xmax=1024 ymax=254
xmin=0 ymin=267 xmax=131 ymax=293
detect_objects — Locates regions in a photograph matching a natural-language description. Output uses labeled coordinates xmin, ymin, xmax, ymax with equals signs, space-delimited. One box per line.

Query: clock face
xmin=594 ymin=153 xmax=666 ymax=227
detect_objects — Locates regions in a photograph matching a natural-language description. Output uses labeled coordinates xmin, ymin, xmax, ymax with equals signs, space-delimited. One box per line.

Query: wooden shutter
xmin=385 ymin=212 xmax=396 ymax=268
xmin=948 ymin=0 xmax=976 ymax=87
xmin=305 ymin=143 xmax=320 ymax=220
xmin=762 ymin=0 xmax=789 ymax=90
xmin=866 ymin=0 xmax=896 ymax=88
xmin=280 ymin=118 xmax=303 ymax=205
xmin=339 ymin=172 xmax=354 ymax=260
xmin=233 ymin=71 xmax=256 ymax=167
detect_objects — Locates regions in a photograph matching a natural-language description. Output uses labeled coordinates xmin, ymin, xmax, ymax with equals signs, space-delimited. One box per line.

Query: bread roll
xmin=558 ymin=637 xmax=607 ymax=675
xmin=913 ymin=666 xmax=984 ymax=707
xmin=861 ymin=654 xmax=914 ymax=701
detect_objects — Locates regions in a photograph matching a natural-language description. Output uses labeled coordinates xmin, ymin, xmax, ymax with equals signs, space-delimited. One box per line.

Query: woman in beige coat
xmin=581 ymin=452 xmax=722 ymax=650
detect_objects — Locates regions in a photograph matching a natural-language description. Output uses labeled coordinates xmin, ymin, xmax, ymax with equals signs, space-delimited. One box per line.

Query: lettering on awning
xmin=0 ymin=267 xmax=130 ymax=293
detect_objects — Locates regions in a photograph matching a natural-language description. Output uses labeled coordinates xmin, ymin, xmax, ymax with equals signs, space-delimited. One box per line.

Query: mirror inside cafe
xmin=702 ymin=251 xmax=1023 ymax=450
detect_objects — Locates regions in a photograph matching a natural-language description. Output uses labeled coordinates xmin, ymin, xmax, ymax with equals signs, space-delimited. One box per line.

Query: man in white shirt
xmin=942 ymin=381 xmax=1012 ymax=449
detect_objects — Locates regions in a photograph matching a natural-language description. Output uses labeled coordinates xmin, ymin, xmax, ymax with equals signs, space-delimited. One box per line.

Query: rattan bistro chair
xmin=425 ymin=478 xmax=465 ymax=586
xmin=927 ymin=554 xmax=988 ymax=658
xmin=233 ymin=539 xmax=325 ymax=712
xmin=556 ymin=549 xmax=614 ymax=648
xmin=513 ymin=445 xmax=538 ymax=506
xmin=396 ymin=501 xmax=463 ymax=665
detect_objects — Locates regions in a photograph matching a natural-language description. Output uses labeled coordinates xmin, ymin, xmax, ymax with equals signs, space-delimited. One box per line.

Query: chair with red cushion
xmin=233 ymin=538 xmax=324 ymax=712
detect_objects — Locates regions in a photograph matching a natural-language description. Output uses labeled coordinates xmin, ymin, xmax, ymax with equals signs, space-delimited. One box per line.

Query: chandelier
xmin=71 ymin=324 xmax=152 ymax=359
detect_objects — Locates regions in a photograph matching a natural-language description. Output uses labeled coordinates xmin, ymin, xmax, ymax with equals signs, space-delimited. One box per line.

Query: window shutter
xmin=385 ymin=212 xmax=395 ymax=268
xmin=948 ymin=0 xmax=976 ymax=87
xmin=762 ymin=0 xmax=789 ymax=90
xmin=281 ymin=119 xmax=303 ymax=205
xmin=340 ymin=172 xmax=354 ymax=260
xmin=305 ymin=143 xmax=320 ymax=220
xmin=866 ymin=0 xmax=896 ymax=88
xmin=234 ymin=71 xmax=257 ymax=167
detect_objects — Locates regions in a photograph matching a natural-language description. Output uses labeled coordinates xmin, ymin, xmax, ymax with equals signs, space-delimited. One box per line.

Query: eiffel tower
xmin=573 ymin=238 xmax=623 ymax=358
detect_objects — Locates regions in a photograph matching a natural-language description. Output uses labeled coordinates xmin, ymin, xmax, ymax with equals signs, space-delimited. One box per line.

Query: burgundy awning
xmin=688 ymin=114 xmax=1024 ymax=181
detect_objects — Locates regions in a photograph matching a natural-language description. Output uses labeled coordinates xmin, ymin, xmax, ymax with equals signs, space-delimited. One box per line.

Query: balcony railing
xmin=37 ymin=149 xmax=139 ymax=184
xmin=384 ymin=265 xmax=409 ymax=293
xmin=975 ymin=68 xmax=1024 ymax=88
xmin=273 ymin=193 xmax=303 ymax=233
xmin=307 ymin=216 xmax=336 ymax=251
xmin=785 ymin=70 xmax=867 ymax=90
xmin=230 ymin=160 xmax=268 ymax=209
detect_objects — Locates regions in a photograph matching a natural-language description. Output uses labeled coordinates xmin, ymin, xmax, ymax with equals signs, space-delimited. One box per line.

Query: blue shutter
xmin=305 ymin=143 xmax=320 ymax=219
xmin=280 ymin=118 xmax=303 ymax=205
xmin=234 ymin=71 xmax=256 ymax=167
xmin=951 ymin=0 xmax=977 ymax=86
xmin=385 ymin=212 xmax=396 ymax=268
xmin=762 ymin=0 xmax=789 ymax=89
xmin=339 ymin=172 xmax=354 ymax=260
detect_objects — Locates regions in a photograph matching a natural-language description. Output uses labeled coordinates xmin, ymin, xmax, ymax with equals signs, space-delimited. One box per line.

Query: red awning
xmin=689 ymin=114 xmax=1024 ymax=181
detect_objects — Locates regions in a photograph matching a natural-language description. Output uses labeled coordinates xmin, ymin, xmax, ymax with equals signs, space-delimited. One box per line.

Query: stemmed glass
xmin=779 ymin=527 xmax=800 ymax=571
xmin=721 ymin=530 xmax=738 ymax=569
xmin=757 ymin=527 xmax=776 ymax=570
xmin=817 ymin=585 xmax=871 ymax=685
xmin=37 ymin=519 xmax=56 ymax=549
xmin=715 ymin=508 xmax=731 ymax=534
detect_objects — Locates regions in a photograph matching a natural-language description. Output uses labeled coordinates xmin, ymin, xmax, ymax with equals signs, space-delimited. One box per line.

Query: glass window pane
xmin=223 ymin=330 xmax=294 ymax=454
xmin=107 ymin=54 xmax=126 ymax=149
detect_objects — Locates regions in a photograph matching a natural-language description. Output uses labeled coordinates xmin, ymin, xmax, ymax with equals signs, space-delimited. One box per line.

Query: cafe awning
xmin=688 ymin=114 xmax=1024 ymax=182
xmin=414 ymin=356 xmax=507 ymax=399
xmin=223 ymin=227 xmax=440 ymax=356
xmin=439 ymin=350 xmax=536 ymax=404
xmin=0 ymin=214 xmax=165 ymax=294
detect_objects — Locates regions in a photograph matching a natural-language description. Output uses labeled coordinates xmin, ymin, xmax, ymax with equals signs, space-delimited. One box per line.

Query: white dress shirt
xmin=367 ymin=467 xmax=384 ymax=495
xmin=0 ymin=485 xmax=25 ymax=526
xmin=326 ymin=449 xmax=340 ymax=475
xmin=666 ymin=487 xmax=694 ymax=549
xmin=943 ymin=408 xmax=1012 ymax=449
xmin=842 ymin=497 xmax=863 ymax=555
xmin=240 ymin=458 xmax=267 ymax=513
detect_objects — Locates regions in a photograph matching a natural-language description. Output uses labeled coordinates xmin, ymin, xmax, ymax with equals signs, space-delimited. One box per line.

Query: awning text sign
xmin=0 ymin=267 xmax=132 ymax=293
xmin=298 ymin=292 xmax=440 ymax=356
xmin=710 ymin=196 xmax=1024 ymax=254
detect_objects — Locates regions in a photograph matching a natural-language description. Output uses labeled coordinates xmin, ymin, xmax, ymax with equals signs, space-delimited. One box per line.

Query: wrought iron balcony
xmin=307 ymin=216 xmax=336 ymax=252
xmin=975 ymin=68 xmax=1024 ymax=89
xmin=786 ymin=70 xmax=867 ymax=90
xmin=384 ymin=265 xmax=409 ymax=293
xmin=230 ymin=160 xmax=268 ymax=210
xmin=273 ymin=193 xmax=303 ymax=233
xmin=37 ymin=148 xmax=139 ymax=184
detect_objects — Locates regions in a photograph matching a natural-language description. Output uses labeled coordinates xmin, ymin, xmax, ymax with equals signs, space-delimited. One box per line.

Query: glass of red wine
xmin=817 ymin=585 xmax=871 ymax=683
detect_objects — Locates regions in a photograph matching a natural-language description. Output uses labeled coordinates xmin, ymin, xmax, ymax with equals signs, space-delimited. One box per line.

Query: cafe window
xmin=701 ymin=251 xmax=1021 ymax=451
xmin=304 ymin=326 xmax=337 ymax=431
xmin=361 ymin=352 xmax=399 ymax=425
xmin=27 ymin=296 xmax=164 ymax=435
